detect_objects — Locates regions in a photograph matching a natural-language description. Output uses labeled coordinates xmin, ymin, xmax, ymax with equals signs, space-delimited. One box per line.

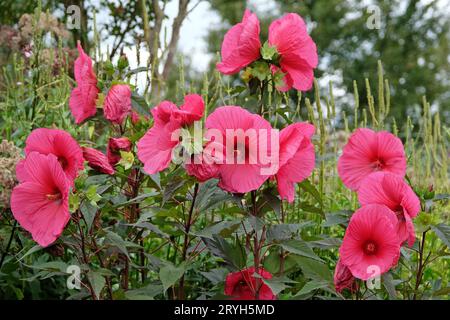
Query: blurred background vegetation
xmin=0 ymin=0 xmax=449 ymax=126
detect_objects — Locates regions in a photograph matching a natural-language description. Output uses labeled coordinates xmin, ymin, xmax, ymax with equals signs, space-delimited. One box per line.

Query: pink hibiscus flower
xmin=137 ymin=94 xmax=205 ymax=174
xmin=205 ymin=106 xmax=274 ymax=193
xmin=18 ymin=128 xmax=84 ymax=183
xmin=11 ymin=152 xmax=70 ymax=247
xmin=103 ymin=84 xmax=132 ymax=125
xmin=82 ymin=147 xmax=115 ymax=175
xmin=334 ymin=259 xmax=357 ymax=293
xmin=69 ymin=41 xmax=99 ymax=124
xmin=337 ymin=128 xmax=407 ymax=191
xmin=275 ymin=122 xmax=315 ymax=202
xmin=339 ymin=204 xmax=401 ymax=280
xmin=358 ymin=172 xmax=421 ymax=247
xmin=217 ymin=9 xmax=261 ymax=75
xmin=268 ymin=13 xmax=318 ymax=91
xmin=185 ymin=148 xmax=220 ymax=182
xmin=224 ymin=267 xmax=275 ymax=300
xmin=107 ymin=137 xmax=132 ymax=165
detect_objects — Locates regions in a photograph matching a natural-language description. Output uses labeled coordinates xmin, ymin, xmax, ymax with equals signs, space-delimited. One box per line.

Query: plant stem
xmin=413 ymin=229 xmax=428 ymax=300
xmin=178 ymin=182 xmax=199 ymax=299
xmin=75 ymin=213 xmax=98 ymax=300
xmin=0 ymin=220 xmax=17 ymax=270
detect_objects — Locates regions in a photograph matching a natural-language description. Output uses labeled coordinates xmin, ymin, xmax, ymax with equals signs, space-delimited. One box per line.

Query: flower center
xmin=58 ymin=156 xmax=68 ymax=170
xmin=373 ymin=158 xmax=385 ymax=171
xmin=363 ymin=241 xmax=377 ymax=255
xmin=46 ymin=192 xmax=62 ymax=201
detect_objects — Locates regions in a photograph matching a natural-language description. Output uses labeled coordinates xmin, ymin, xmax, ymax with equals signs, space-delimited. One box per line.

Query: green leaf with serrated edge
xmin=278 ymin=239 xmax=323 ymax=262
xmin=431 ymin=223 xmax=450 ymax=247
xmin=295 ymin=280 xmax=329 ymax=297
xmin=159 ymin=262 xmax=185 ymax=292
xmin=80 ymin=201 xmax=97 ymax=231
xmin=261 ymin=41 xmax=278 ymax=60
xmin=87 ymin=270 xmax=106 ymax=299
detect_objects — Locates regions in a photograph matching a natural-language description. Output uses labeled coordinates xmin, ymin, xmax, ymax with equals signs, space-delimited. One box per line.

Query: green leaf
xmin=125 ymin=284 xmax=163 ymax=300
xmin=382 ymin=273 xmax=398 ymax=300
xmin=261 ymin=41 xmax=278 ymax=60
xmin=117 ymin=151 xmax=134 ymax=170
xmin=86 ymin=185 xmax=101 ymax=205
xmin=295 ymin=280 xmax=329 ymax=297
xmin=309 ymin=238 xmax=342 ymax=249
xmin=291 ymin=256 xmax=333 ymax=282
xmin=131 ymin=93 xmax=150 ymax=116
xmin=195 ymin=179 xmax=234 ymax=212
xmin=194 ymin=220 xmax=241 ymax=240
xmin=80 ymin=201 xmax=97 ymax=231
xmin=163 ymin=176 xmax=186 ymax=204
xmin=159 ymin=263 xmax=185 ymax=292
xmin=261 ymin=276 xmax=296 ymax=295
xmin=104 ymin=231 xmax=130 ymax=259
xmin=322 ymin=211 xmax=351 ymax=227
xmin=202 ymin=235 xmax=246 ymax=270
xmin=200 ymin=268 xmax=228 ymax=285
xmin=250 ymin=61 xmax=270 ymax=81
xmin=87 ymin=270 xmax=106 ymax=299
xmin=299 ymin=180 xmax=323 ymax=206
xmin=266 ymin=223 xmax=312 ymax=242
xmin=278 ymin=239 xmax=323 ymax=262
xmin=19 ymin=245 xmax=43 ymax=261
xmin=431 ymin=223 xmax=450 ymax=248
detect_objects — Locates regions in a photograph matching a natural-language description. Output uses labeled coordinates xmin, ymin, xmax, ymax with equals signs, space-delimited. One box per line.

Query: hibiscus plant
xmin=0 ymin=9 xmax=448 ymax=301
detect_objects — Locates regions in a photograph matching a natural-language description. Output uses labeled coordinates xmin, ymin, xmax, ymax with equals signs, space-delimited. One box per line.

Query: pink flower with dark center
xmin=339 ymin=204 xmax=401 ymax=280
xmin=137 ymin=94 xmax=205 ymax=175
xmin=337 ymin=128 xmax=406 ymax=191
xmin=358 ymin=172 xmax=421 ymax=247
xmin=69 ymin=41 xmax=99 ymax=124
xmin=275 ymin=122 xmax=315 ymax=202
xmin=103 ymin=84 xmax=132 ymax=125
xmin=205 ymin=106 xmax=275 ymax=193
xmin=107 ymin=137 xmax=132 ymax=166
xmin=11 ymin=152 xmax=70 ymax=247
xmin=224 ymin=267 xmax=275 ymax=300
xmin=82 ymin=147 xmax=115 ymax=175
xmin=334 ymin=259 xmax=357 ymax=293
xmin=217 ymin=10 xmax=261 ymax=75
xmin=268 ymin=13 xmax=318 ymax=91
xmin=18 ymin=128 xmax=84 ymax=184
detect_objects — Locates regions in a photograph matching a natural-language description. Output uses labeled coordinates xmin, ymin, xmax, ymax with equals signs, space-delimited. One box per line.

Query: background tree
xmin=207 ymin=0 xmax=450 ymax=127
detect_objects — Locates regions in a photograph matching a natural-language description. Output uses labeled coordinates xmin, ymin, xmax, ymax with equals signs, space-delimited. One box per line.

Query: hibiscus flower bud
xmin=82 ymin=147 xmax=115 ymax=175
xmin=107 ymin=137 xmax=132 ymax=165
xmin=185 ymin=152 xmax=219 ymax=182
xmin=334 ymin=259 xmax=357 ymax=293
xmin=103 ymin=84 xmax=132 ymax=125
